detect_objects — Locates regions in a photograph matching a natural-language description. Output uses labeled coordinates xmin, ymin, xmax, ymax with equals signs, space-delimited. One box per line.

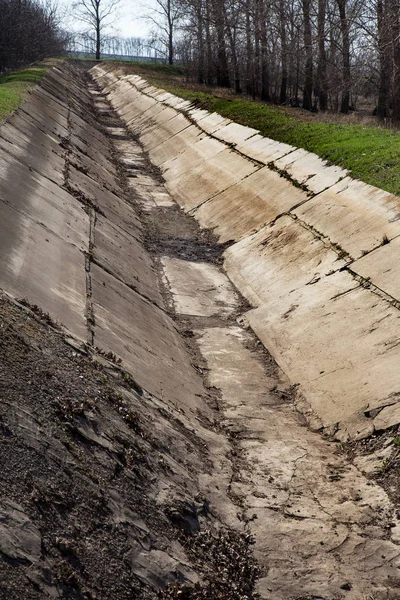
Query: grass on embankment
xmin=121 ymin=62 xmax=400 ymax=196
xmin=0 ymin=65 xmax=48 ymax=124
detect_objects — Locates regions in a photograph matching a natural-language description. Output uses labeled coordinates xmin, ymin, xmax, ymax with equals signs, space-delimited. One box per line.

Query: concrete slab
xmin=374 ymin=404 xmax=400 ymax=431
xmin=162 ymin=136 xmax=226 ymax=180
xmin=244 ymin=271 xmax=400 ymax=436
xmin=162 ymin=258 xmax=239 ymax=317
xmin=134 ymin=105 xmax=178 ymax=136
xmin=107 ymin=84 xmax=138 ymax=111
xmin=91 ymin=264 xmax=205 ymax=412
xmin=0 ymin=153 xmax=88 ymax=252
xmin=0 ymin=199 xmax=87 ymax=341
xmin=351 ymin=235 xmax=400 ymax=301
xmin=236 ymin=136 xmax=295 ymax=164
xmin=274 ymin=147 xmax=348 ymax=193
xmin=187 ymin=108 xmax=210 ymax=122
xmin=294 ymin=177 xmax=400 ymax=259
xmin=166 ymin=149 xmax=259 ymax=212
xmin=119 ymin=95 xmax=157 ymax=124
xmin=16 ymin=105 xmax=68 ymax=145
xmin=149 ymin=190 xmax=175 ymax=207
xmin=194 ymin=112 xmax=232 ymax=135
xmin=224 ymin=215 xmax=346 ymax=306
xmin=163 ymin=95 xmax=192 ymax=110
xmin=148 ymin=125 xmax=201 ymax=167
xmin=141 ymin=113 xmax=191 ymax=152
xmin=194 ymin=167 xmax=309 ymax=243
xmin=214 ymin=122 xmax=259 ymax=145
xmin=195 ymin=325 xmax=400 ymax=599
xmin=94 ymin=215 xmax=163 ymax=307
xmin=0 ymin=123 xmax=65 ymax=186
xmin=20 ymin=97 xmax=69 ymax=139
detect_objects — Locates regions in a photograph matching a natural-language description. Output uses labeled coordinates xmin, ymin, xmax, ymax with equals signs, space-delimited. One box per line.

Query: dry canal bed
xmin=1 ymin=62 xmax=400 ymax=599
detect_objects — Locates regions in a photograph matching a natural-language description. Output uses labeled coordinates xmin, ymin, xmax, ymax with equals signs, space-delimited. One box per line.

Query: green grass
xmin=0 ymin=65 xmax=48 ymax=123
xmin=123 ymin=62 xmax=400 ymax=196
xmin=171 ymin=90 xmax=400 ymax=195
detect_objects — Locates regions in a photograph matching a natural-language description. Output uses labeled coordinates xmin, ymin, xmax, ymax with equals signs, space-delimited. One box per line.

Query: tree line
xmin=0 ymin=0 xmax=68 ymax=72
xmin=142 ymin=0 xmax=400 ymax=119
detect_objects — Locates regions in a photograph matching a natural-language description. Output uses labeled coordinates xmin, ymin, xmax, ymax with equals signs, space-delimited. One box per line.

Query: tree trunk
xmin=392 ymin=0 xmax=400 ymax=120
xmin=376 ymin=0 xmax=391 ymax=118
xmin=279 ymin=0 xmax=288 ymax=104
xmin=212 ymin=0 xmax=230 ymax=87
xmin=196 ymin=0 xmax=205 ymax=84
xmin=227 ymin=25 xmax=241 ymax=93
xmin=260 ymin=6 xmax=270 ymax=102
xmin=254 ymin=0 xmax=262 ymax=99
xmin=336 ymin=0 xmax=351 ymax=113
xmin=317 ymin=0 xmax=328 ymax=110
xmin=245 ymin=0 xmax=254 ymax=96
xmin=302 ymin=0 xmax=313 ymax=110
xmin=95 ymin=1 xmax=101 ymax=60
xmin=167 ymin=0 xmax=174 ymax=64
xmin=205 ymin=0 xmax=213 ymax=83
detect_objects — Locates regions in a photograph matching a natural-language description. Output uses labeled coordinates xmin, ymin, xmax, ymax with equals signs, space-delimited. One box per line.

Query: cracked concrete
xmin=156 ymin=252 xmax=400 ymax=597
xmin=93 ymin=64 xmax=400 ymax=441
xmin=97 ymin=81 xmax=400 ymax=596
xmin=3 ymin=61 xmax=400 ymax=598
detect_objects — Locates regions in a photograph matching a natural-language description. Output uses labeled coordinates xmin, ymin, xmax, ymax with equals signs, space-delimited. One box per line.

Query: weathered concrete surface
xmin=0 ymin=63 xmax=209 ymax=416
xmin=195 ymin=326 xmax=400 ymax=600
xmin=351 ymin=235 xmax=400 ymax=301
xmin=162 ymin=258 xmax=238 ymax=317
xmin=224 ymin=217 xmax=400 ymax=438
xmin=236 ymin=135 xmax=295 ymax=164
xmin=246 ymin=275 xmax=400 ymax=439
xmin=274 ymin=147 xmax=348 ymax=193
xmin=166 ymin=149 xmax=259 ymax=212
xmin=224 ymin=215 xmax=346 ymax=306
xmin=95 ymin=65 xmax=400 ymax=438
xmin=157 ymin=224 xmax=400 ymax=598
xmin=93 ymin=214 xmax=163 ymax=307
xmin=212 ymin=122 xmax=259 ymax=145
xmin=4 ymin=61 xmax=400 ymax=599
xmin=193 ymin=168 xmax=308 ymax=243
xmin=162 ymin=135 xmax=226 ymax=178
xmin=91 ymin=262 xmax=205 ymax=411
xmin=295 ymin=176 xmax=400 ymax=260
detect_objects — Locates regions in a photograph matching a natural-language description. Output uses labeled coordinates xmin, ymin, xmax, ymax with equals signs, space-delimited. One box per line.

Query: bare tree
xmin=335 ymin=0 xmax=351 ymax=112
xmin=0 ymin=0 xmax=67 ymax=72
xmin=72 ymin=0 xmax=121 ymax=60
xmin=174 ymin=0 xmax=400 ymax=120
xmin=141 ymin=0 xmax=185 ymax=64
xmin=302 ymin=0 xmax=313 ymax=110
xmin=317 ymin=0 xmax=328 ymax=110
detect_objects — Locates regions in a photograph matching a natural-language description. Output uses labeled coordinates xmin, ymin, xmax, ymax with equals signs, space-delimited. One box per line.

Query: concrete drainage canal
xmin=1 ymin=61 xmax=400 ymax=599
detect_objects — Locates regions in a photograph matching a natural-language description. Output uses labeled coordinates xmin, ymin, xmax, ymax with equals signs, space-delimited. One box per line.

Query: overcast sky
xmin=60 ymin=0 xmax=155 ymax=38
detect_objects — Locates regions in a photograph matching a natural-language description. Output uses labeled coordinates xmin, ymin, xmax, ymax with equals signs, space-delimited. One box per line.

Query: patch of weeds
xmin=381 ymin=234 xmax=390 ymax=245
xmin=121 ymin=371 xmax=143 ymax=396
xmin=107 ymin=391 xmax=142 ymax=434
xmin=95 ymin=346 xmax=122 ymax=366
xmin=55 ymin=396 xmax=95 ymax=421
xmin=17 ymin=298 xmax=60 ymax=329
xmin=159 ymin=529 xmax=259 ymax=600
